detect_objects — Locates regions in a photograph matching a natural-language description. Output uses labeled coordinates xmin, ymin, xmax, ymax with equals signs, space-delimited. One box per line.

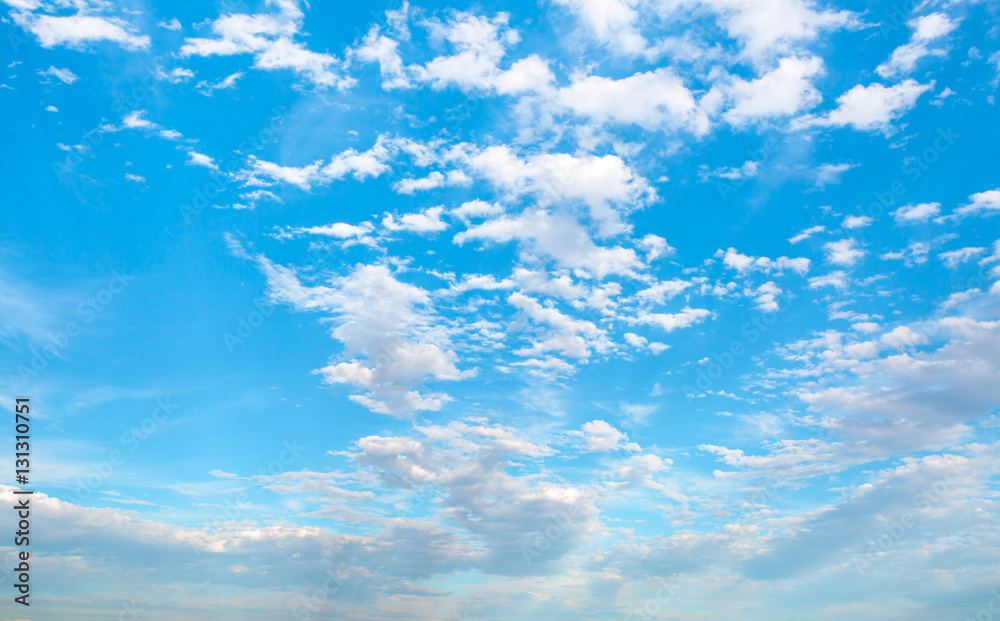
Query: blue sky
xmin=1 ymin=0 xmax=999 ymax=618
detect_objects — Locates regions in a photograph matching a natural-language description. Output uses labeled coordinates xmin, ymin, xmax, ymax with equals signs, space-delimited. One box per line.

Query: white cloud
xmin=157 ymin=17 xmax=182 ymax=31
xmin=180 ymin=1 xmax=351 ymax=89
xmin=754 ymin=281 xmax=781 ymax=311
xmin=939 ymin=247 xmax=985 ymax=268
xmin=812 ymin=162 xmax=855 ymax=189
xmin=554 ymin=68 xmax=709 ymax=135
xmin=197 ymin=71 xmax=243 ymax=93
xmin=276 ymin=222 xmax=374 ymax=240
xmin=882 ymin=241 xmax=932 ymax=266
xmin=718 ymin=247 xmax=811 ymax=275
xmin=121 ymin=110 xmax=157 ymax=130
xmin=789 ymin=225 xmax=825 ymax=244
xmin=0 ymin=480 xmax=488 ymax=610
xmin=351 ymin=10 xmax=555 ymax=95
xmin=705 ymin=0 xmax=858 ymax=61
xmin=648 ymin=342 xmax=670 ymax=354
xmin=7 ymin=0 xmax=1000 ymax=614
xmin=698 ymin=160 xmax=760 ymax=182
xmin=37 ymin=65 xmax=79 ymax=84
xmin=824 ymin=239 xmax=864 ymax=266
xmin=258 ymin=260 xmax=467 ymax=417
xmin=185 ymin=151 xmax=219 ymax=171
xmin=455 ymin=209 xmax=642 ymax=278
xmin=451 ymin=199 xmax=503 ymax=223
xmin=348 ymin=421 xmax=594 ymax=576
xmin=842 ymin=214 xmax=873 ymax=229
xmin=633 ymin=307 xmax=712 ymax=332
xmin=508 ymin=291 xmax=610 ymax=361
xmin=351 ymin=27 xmax=410 ymax=88
xmin=795 ymin=317 xmax=1000 ymax=452
xmin=157 ymin=67 xmax=195 ymax=84
xmin=880 ymin=325 xmax=929 ymax=349
xmin=393 ymin=171 xmax=446 ymax=193
xmin=635 ymin=278 xmax=692 ymax=304
xmin=3 ymin=0 xmax=41 ymax=9
xmin=624 ymin=332 xmax=647 ymax=349
xmin=809 ymin=79 xmax=932 ymax=134
xmin=911 ymin=12 xmax=959 ymax=41
xmin=893 ymin=202 xmax=940 ymax=224
xmin=383 ymin=206 xmax=449 ymax=234
xmin=611 ymin=452 xmax=678 ymax=498
xmin=455 ymin=145 xmax=655 ymax=235
xmin=235 ymin=138 xmax=394 ymax=191
xmin=953 ymin=189 xmax=1000 ymax=218
xmin=579 ymin=419 xmax=631 ymax=452
xmin=506 ymin=268 xmax=584 ymax=302
xmin=512 ymin=357 xmax=576 ymax=375
xmin=940 ymin=289 xmax=982 ymax=310
xmin=392 ymin=170 xmax=471 ymax=194
xmin=808 ymin=270 xmax=848 ymax=289
xmin=243 ymin=159 xmax=321 ymax=190
xmin=243 ymin=137 xmax=652 ymax=236
xmin=639 ymin=234 xmax=673 ymax=262
xmin=492 ymin=55 xmax=557 ymax=95
xmin=738 ymin=453 xmax=993 ymax=580
xmin=714 ymin=56 xmax=824 ymax=126
xmin=551 ymin=0 xmax=857 ymax=64
xmin=876 ymin=13 xmax=958 ymax=78
xmin=13 ymin=11 xmax=150 ymax=50
xmin=852 ymin=321 xmax=880 ymax=334
xmin=420 ymin=13 xmax=529 ymax=91
xmin=550 ymin=0 xmax=648 ymax=56
xmin=981 ymin=241 xmax=1000 ymax=276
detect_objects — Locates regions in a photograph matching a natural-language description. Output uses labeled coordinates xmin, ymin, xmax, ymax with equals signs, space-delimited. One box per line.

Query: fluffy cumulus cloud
xmin=705 ymin=0 xmax=858 ymax=61
xmin=632 ymin=306 xmax=712 ymax=332
xmin=382 ymin=206 xmax=449 ymax=233
xmin=719 ymin=247 xmax=811 ymax=275
xmin=552 ymin=0 xmax=858 ymax=62
xmin=711 ymin=56 xmax=825 ymax=126
xmin=824 ymin=238 xmax=864 ymax=265
xmin=347 ymin=421 xmax=599 ymax=577
xmin=578 ymin=419 xmax=632 ymax=451
xmin=180 ymin=0 xmax=352 ymax=88
xmin=549 ymin=0 xmax=649 ymax=56
xmin=876 ymin=13 xmax=958 ymax=78
xmin=893 ymin=202 xmax=941 ymax=223
xmin=351 ymin=9 xmax=554 ymax=94
xmin=454 ymin=145 xmax=655 ymax=235
xmin=256 ymin=258 xmax=469 ymax=416
xmin=506 ymin=291 xmax=613 ymax=365
xmin=791 ymin=316 xmax=1000 ymax=453
xmin=807 ymin=79 xmax=932 ymax=134
xmin=455 ymin=209 xmax=643 ymax=278
xmin=234 ymin=138 xmax=395 ymax=190
xmin=553 ymin=68 xmax=709 ymax=135
xmin=8 ymin=0 xmax=151 ymax=50
xmin=954 ymin=189 xmax=1000 ymax=218
xmin=276 ymin=221 xmax=374 ymax=241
